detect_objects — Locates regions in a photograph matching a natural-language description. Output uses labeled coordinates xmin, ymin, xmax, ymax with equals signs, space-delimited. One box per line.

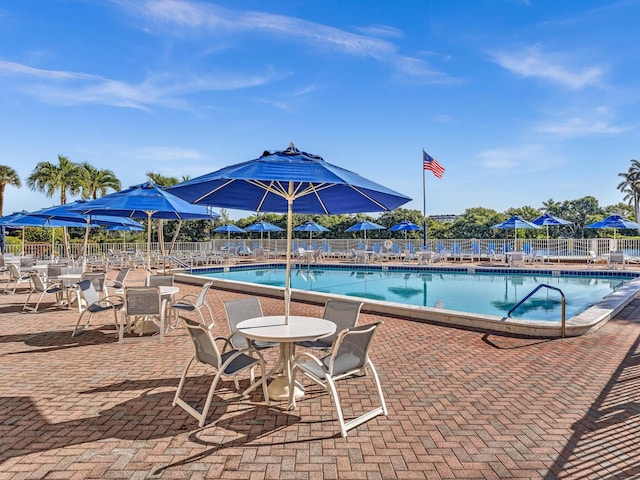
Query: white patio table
xmin=236 ymin=315 xmax=336 ymax=403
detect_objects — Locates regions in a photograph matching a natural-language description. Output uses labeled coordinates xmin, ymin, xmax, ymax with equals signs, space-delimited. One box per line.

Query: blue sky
xmin=1 ymin=0 xmax=639 ymax=219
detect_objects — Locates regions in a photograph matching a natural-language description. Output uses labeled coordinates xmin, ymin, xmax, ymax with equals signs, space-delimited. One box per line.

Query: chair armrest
xmin=293 ymin=351 xmax=325 ymax=367
xmin=174 ymin=293 xmax=198 ymax=303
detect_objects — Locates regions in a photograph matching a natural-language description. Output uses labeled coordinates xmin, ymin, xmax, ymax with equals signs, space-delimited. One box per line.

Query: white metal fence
xmin=10 ymin=237 xmax=640 ymax=261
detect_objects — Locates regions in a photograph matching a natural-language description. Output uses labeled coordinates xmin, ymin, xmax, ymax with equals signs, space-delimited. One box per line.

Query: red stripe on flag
xmin=423 ymin=150 xmax=445 ymax=178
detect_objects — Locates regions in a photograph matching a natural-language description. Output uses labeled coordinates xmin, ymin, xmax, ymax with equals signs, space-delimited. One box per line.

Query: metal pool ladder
xmin=508 ymin=284 xmax=566 ymax=337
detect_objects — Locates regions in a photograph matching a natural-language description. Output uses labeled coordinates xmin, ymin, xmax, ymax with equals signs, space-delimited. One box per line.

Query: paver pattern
xmin=0 ymin=267 xmax=639 ymax=479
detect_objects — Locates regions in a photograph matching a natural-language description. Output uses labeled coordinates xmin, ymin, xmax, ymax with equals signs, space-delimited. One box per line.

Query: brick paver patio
xmin=0 ymin=267 xmax=638 ymax=479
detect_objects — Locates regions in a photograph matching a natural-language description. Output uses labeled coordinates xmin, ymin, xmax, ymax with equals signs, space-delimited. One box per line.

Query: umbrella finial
xmin=289 ymin=142 xmax=295 ymax=148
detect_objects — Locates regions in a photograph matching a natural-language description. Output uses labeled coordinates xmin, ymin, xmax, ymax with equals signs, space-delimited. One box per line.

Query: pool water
xmin=199 ymin=266 xmax=635 ymax=322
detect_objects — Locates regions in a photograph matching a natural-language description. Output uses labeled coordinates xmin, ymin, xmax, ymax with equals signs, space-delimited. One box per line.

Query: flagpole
xmin=422 ymin=149 xmax=427 ymax=249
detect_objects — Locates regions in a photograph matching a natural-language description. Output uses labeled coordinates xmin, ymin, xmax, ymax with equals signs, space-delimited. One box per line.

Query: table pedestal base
xmin=267 ymin=375 xmax=304 ymax=402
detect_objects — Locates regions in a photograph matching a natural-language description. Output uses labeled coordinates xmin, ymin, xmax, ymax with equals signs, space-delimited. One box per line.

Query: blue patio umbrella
xmin=491 ymin=215 xmax=540 ymax=241
xmin=345 ymin=220 xmax=386 ymax=247
xmin=29 ymin=200 xmax=145 ymax=256
xmin=167 ymin=143 xmax=411 ymax=323
xmin=72 ymin=182 xmax=217 ymax=267
xmin=293 ymin=221 xmax=330 ymax=244
xmin=245 ymin=221 xmax=284 ymax=233
xmin=585 ymin=215 xmax=640 ymax=238
xmin=105 ymin=223 xmax=145 ymax=248
xmin=245 ymin=220 xmax=284 ymax=248
xmin=532 ymin=213 xmax=571 ymax=239
xmin=389 ymin=220 xmax=421 ymax=241
xmin=2 ymin=210 xmax=104 ymax=258
xmin=0 ymin=211 xmax=29 ymax=253
xmin=214 ymin=224 xmax=246 ymax=247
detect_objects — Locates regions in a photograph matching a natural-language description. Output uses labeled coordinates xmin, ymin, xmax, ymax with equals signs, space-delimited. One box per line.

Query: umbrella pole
xmin=284 ymin=184 xmax=293 ymax=324
xmin=146 ymin=211 xmax=153 ymax=270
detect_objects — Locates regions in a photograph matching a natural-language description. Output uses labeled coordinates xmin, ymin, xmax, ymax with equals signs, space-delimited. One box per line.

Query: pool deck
xmin=1 ymin=266 xmax=639 ymax=479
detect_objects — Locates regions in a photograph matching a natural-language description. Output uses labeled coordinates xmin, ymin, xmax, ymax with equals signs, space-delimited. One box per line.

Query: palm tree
xmin=78 ymin=163 xmax=121 ymax=200
xmin=27 ymin=155 xmax=83 ymax=205
xmin=27 ymin=155 xmax=83 ymax=257
xmin=617 ymin=159 xmax=640 ymax=225
xmin=0 ymin=165 xmax=22 ymax=216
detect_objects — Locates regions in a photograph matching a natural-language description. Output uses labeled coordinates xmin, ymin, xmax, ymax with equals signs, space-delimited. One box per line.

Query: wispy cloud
xmin=113 ymin=0 xmax=454 ymax=84
xmin=479 ymin=144 xmax=561 ymax=170
xmin=129 ymin=146 xmax=210 ymax=162
xmin=0 ymin=60 xmax=98 ymax=81
xmin=536 ymin=116 xmax=634 ymax=138
xmin=490 ymin=45 xmax=606 ymax=89
xmin=0 ymin=59 xmax=284 ymax=110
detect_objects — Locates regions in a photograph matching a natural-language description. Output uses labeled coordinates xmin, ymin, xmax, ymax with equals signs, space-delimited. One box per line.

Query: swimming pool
xmin=194 ymin=264 xmax=637 ymax=322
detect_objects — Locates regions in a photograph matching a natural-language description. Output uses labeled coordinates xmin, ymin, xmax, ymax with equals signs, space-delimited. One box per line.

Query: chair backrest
xmin=76 ymin=279 xmax=100 ymax=306
xmin=195 ymin=282 xmax=213 ymax=307
xmin=146 ymin=274 xmax=174 ymax=287
xmin=329 ymin=322 xmax=381 ymax=376
xmin=182 ymin=317 xmax=223 ymax=369
xmin=8 ymin=263 xmax=21 ymax=280
xmin=222 ymin=297 xmax=264 ymax=349
xmin=124 ymin=287 xmax=161 ymax=316
xmin=20 ymin=257 xmax=35 ymax=268
xmin=47 ymin=264 xmax=63 ymax=278
xmin=610 ymin=251 xmax=625 ymax=263
xmin=29 ymin=272 xmax=47 ymax=292
xmin=81 ymin=272 xmax=106 ymax=293
xmin=111 ymin=267 xmax=130 ymax=288
xmin=320 ymin=299 xmax=363 ymax=346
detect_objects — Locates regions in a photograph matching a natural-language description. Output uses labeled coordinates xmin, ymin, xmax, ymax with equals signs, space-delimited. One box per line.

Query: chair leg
xmin=324 ymin=377 xmax=349 ymax=437
xmin=328 ymin=362 xmax=388 ymax=437
xmin=173 ymin=356 xmax=194 ymax=408
xmin=198 ymin=371 xmax=224 ymax=427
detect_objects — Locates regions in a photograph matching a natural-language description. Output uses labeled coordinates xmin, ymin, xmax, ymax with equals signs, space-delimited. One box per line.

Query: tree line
xmin=0 ymin=156 xmax=638 ymax=245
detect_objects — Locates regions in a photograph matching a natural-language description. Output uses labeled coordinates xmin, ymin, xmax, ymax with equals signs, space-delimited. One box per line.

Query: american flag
xmin=423 ymin=150 xmax=445 ymax=178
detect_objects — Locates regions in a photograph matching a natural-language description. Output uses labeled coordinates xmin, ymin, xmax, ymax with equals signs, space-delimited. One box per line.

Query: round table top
xmin=237 ymin=315 xmax=336 ymax=343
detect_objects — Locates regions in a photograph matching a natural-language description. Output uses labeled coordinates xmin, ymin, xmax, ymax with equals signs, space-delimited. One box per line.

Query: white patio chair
xmin=4 ymin=263 xmax=32 ymax=294
xmin=296 ymin=299 xmax=363 ymax=352
xmin=146 ymin=274 xmax=175 ymax=306
xmin=509 ymin=252 xmax=525 ymax=267
xmin=169 ymin=281 xmax=214 ymax=327
xmin=222 ymin=297 xmax=278 ymax=352
xmin=22 ymin=272 xmax=65 ymax=313
xmin=489 ymin=249 xmax=505 ymax=265
xmin=119 ymin=286 xmax=165 ymax=344
xmin=608 ymin=251 xmax=626 ymax=270
xmin=81 ymin=271 xmax=107 ymax=298
xmin=173 ymin=316 xmax=269 ymax=427
xmin=71 ymin=279 xmax=123 ymax=337
xmin=105 ymin=267 xmax=130 ymax=291
xmin=288 ymin=322 xmax=388 ymax=437
xmin=587 ymin=250 xmax=606 ymax=265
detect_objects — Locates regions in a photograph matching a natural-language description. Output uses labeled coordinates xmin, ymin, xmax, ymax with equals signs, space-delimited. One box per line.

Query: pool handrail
xmin=508 ymin=283 xmax=566 ymax=337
